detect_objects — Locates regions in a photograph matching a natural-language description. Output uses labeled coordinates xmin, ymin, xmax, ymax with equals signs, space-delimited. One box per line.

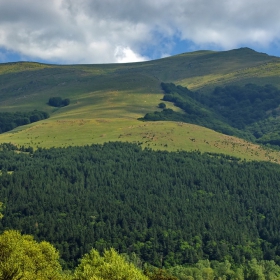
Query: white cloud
xmin=114 ymin=46 xmax=148 ymax=63
xmin=0 ymin=0 xmax=280 ymax=63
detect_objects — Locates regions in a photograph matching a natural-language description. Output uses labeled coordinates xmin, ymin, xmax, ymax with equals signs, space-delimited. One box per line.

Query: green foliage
xmin=0 ymin=142 xmax=34 ymax=154
xmin=168 ymin=259 xmax=280 ymax=280
xmin=143 ymin=82 xmax=280 ymax=145
xmin=1 ymin=142 xmax=280 ymax=268
xmin=73 ymin=248 xmax=148 ymax=280
xmin=0 ymin=202 xmax=3 ymax=220
xmin=158 ymin=103 xmax=167 ymax=109
xmin=206 ymin=84 xmax=280 ymax=128
xmin=48 ymin=97 xmax=70 ymax=107
xmin=0 ymin=110 xmax=49 ymax=133
xmin=2 ymin=229 xmax=280 ymax=280
xmin=142 ymin=108 xmax=180 ymax=121
xmin=0 ymin=230 xmax=66 ymax=280
xmin=145 ymin=268 xmax=178 ymax=280
xmin=143 ymin=83 xmax=246 ymax=139
xmin=0 ymin=143 xmax=18 ymax=151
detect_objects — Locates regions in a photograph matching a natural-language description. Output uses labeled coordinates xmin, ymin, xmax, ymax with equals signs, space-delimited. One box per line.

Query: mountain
xmin=0 ymin=48 xmax=280 ymax=161
xmin=3 ymin=48 xmax=280 ymax=275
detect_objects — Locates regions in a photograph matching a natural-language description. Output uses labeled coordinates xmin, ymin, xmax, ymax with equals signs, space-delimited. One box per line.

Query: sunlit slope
xmin=1 ymin=119 xmax=280 ymax=163
xmin=170 ymin=48 xmax=280 ymax=91
xmin=0 ymin=48 xmax=280 ymax=162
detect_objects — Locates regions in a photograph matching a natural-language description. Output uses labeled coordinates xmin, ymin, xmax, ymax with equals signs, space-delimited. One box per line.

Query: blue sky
xmin=0 ymin=0 xmax=280 ymax=64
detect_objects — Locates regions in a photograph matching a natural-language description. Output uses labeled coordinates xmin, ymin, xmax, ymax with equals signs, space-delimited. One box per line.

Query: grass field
xmin=2 ymin=116 xmax=280 ymax=163
xmin=0 ymin=48 xmax=280 ymax=162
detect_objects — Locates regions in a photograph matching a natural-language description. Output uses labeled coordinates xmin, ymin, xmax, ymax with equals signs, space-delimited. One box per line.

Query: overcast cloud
xmin=0 ymin=0 xmax=279 ymax=63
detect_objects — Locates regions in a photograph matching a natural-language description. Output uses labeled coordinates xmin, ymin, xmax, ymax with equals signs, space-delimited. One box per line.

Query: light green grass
xmin=177 ymin=61 xmax=280 ymax=91
xmin=0 ymin=62 xmax=51 ymax=75
xmin=2 ymin=118 xmax=280 ymax=163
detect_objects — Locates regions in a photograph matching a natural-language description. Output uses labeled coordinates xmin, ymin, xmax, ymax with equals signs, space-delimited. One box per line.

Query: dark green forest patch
xmin=0 ymin=110 xmax=49 ymax=133
xmin=1 ymin=142 xmax=280 ymax=268
xmin=48 ymin=97 xmax=70 ymax=107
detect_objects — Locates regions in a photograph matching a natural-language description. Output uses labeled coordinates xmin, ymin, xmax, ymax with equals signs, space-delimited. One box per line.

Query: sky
xmin=0 ymin=0 xmax=280 ymax=64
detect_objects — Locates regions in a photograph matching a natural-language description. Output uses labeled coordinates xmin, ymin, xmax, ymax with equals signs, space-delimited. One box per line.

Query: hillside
xmin=3 ymin=48 xmax=280 ymax=278
xmin=2 ymin=142 xmax=280 ymax=269
xmin=0 ymin=48 xmax=280 ymax=161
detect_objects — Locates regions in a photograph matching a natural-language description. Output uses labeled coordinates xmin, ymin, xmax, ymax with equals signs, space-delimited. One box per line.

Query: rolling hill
xmin=0 ymin=47 xmax=280 ymax=161
xmin=3 ymin=48 xmax=280 ymax=276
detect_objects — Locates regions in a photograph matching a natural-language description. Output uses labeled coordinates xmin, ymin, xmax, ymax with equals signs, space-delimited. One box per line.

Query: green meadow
xmin=1 ymin=48 xmax=280 ymax=162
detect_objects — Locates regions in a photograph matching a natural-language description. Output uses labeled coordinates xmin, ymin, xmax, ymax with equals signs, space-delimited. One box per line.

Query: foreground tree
xmin=73 ymin=248 xmax=148 ymax=280
xmin=0 ymin=230 xmax=68 ymax=280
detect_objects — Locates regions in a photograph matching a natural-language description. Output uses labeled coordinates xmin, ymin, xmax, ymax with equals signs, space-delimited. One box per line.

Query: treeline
xmin=1 ymin=142 xmax=280 ymax=269
xmin=0 ymin=110 xmax=49 ymax=133
xmin=3 ymin=230 xmax=280 ymax=280
xmin=143 ymin=83 xmax=280 ymax=143
xmin=167 ymin=259 xmax=280 ymax=279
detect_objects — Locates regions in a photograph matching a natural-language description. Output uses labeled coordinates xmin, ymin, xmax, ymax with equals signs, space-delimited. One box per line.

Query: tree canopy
xmin=1 ymin=142 xmax=280 ymax=269
xmin=48 ymin=97 xmax=70 ymax=107
xmin=142 ymin=82 xmax=280 ymax=144
xmin=73 ymin=248 xmax=148 ymax=280
xmin=0 ymin=110 xmax=49 ymax=134
xmin=0 ymin=230 xmax=65 ymax=280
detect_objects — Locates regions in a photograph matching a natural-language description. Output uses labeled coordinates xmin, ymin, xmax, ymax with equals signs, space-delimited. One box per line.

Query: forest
xmin=142 ymin=82 xmax=280 ymax=145
xmin=3 ymin=229 xmax=280 ymax=280
xmin=0 ymin=110 xmax=49 ymax=133
xmin=48 ymin=97 xmax=70 ymax=107
xmin=1 ymin=142 xmax=280 ymax=278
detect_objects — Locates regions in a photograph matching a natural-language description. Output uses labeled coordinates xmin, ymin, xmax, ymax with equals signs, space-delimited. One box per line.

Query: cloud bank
xmin=0 ymin=0 xmax=279 ymax=63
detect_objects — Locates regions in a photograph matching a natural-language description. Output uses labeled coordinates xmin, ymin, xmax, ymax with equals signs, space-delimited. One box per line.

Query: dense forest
xmin=1 ymin=142 xmax=280 ymax=275
xmin=142 ymin=83 xmax=280 ymax=145
xmin=0 ymin=110 xmax=49 ymax=133
xmin=3 ymin=229 xmax=280 ymax=280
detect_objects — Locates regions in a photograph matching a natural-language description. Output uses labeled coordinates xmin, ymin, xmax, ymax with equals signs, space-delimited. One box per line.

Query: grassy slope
xmin=0 ymin=48 xmax=280 ymax=162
